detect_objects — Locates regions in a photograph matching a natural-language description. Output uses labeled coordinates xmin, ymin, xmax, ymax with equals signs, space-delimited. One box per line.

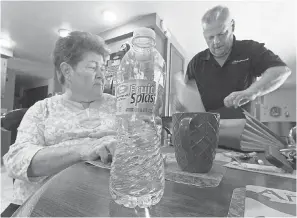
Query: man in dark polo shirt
xmin=178 ymin=5 xmax=291 ymax=113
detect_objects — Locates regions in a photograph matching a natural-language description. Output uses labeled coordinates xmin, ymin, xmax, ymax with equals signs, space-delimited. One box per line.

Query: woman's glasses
xmin=87 ymin=64 xmax=107 ymax=74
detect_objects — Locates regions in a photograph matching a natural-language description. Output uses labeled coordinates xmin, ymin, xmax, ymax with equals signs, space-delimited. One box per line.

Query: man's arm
xmin=173 ymin=64 xmax=191 ymax=113
xmin=174 ymin=72 xmax=196 ymax=113
xmin=184 ymin=73 xmax=198 ymax=89
xmin=174 ymin=58 xmax=198 ymax=113
xmin=246 ymin=66 xmax=291 ymax=97
xmin=224 ymin=41 xmax=291 ymax=108
xmin=184 ymin=57 xmax=198 ymax=88
xmin=226 ymin=66 xmax=291 ymax=108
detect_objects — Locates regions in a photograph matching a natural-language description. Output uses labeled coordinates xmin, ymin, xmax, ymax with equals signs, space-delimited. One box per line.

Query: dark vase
xmin=172 ymin=112 xmax=220 ymax=173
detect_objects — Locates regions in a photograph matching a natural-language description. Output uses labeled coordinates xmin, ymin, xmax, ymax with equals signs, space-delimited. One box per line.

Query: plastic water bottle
xmin=110 ymin=27 xmax=166 ymax=208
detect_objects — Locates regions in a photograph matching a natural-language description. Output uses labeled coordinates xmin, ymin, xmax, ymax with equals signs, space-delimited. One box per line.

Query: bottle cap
xmin=133 ymin=27 xmax=156 ymax=40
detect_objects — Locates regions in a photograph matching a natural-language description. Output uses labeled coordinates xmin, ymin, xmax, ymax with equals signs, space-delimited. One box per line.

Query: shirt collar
xmin=202 ymin=35 xmax=237 ymax=61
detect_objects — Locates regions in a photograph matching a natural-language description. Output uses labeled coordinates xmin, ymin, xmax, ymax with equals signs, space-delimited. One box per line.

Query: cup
xmin=172 ymin=112 xmax=220 ymax=173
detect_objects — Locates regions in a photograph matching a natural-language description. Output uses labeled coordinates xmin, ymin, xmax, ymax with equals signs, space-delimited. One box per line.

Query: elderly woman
xmin=3 ymin=31 xmax=117 ymax=210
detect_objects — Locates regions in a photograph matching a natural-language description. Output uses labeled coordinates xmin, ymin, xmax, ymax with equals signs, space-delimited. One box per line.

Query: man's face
xmin=203 ymin=20 xmax=234 ymax=58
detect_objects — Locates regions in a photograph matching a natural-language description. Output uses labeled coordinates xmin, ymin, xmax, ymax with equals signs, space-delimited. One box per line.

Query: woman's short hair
xmin=53 ymin=31 xmax=110 ymax=85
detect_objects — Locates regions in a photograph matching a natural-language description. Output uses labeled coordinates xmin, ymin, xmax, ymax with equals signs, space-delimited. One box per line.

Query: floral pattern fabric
xmin=3 ymin=93 xmax=117 ymax=205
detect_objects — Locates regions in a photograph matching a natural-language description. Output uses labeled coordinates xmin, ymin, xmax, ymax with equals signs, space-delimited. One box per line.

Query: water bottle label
xmin=116 ymin=80 xmax=156 ymax=115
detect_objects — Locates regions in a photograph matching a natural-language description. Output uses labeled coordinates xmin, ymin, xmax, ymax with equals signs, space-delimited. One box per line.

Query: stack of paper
xmin=224 ymin=162 xmax=296 ymax=179
xmin=244 ymin=185 xmax=296 ymax=217
xmin=241 ymin=109 xmax=286 ymax=151
xmin=218 ymin=110 xmax=286 ymax=152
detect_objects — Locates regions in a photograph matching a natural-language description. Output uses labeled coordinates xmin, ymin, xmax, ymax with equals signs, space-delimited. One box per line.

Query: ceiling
xmin=1 ymin=0 xmax=296 ymax=83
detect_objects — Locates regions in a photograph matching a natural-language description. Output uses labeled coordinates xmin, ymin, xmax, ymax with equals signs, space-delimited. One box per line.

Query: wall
xmin=283 ymin=57 xmax=296 ymax=86
xmin=53 ymin=70 xmax=63 ymax=94
xmin=47 ymin=78 xmax=54 ymax=94
xmin=7 ymin=57 xmax=53 ymax=79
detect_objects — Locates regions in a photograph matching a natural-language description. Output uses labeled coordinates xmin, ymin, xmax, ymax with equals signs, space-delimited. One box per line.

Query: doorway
xmin=22 ymin=85 xmax=48 ymax=108
xmin=14 ymin=74 xmax=49 ymax=109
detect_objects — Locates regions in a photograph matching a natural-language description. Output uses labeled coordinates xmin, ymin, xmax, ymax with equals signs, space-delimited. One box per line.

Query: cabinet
xmin=99 ymin=13 xmax=187 ymax=116
xmin=255 ymin=86 xmax=296 ymax=122
xmin=1 ymin=46 xmax=13 ymax=113
xmin=254 ymin=86 xmax=296 ymax=137
xmin=1 ymin=58 xmax=8 ymax=100
xmin=167 ymin=44 xmax=185 ymax=115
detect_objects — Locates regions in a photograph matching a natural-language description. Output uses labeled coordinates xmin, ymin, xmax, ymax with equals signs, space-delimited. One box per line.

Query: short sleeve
xmin=3 ymin=101 xmax=47 ymax=183
xmin=250 ymin=41 xmax=287 ymax=77
xmin=185 ymin=57 xmax=197 ymax=81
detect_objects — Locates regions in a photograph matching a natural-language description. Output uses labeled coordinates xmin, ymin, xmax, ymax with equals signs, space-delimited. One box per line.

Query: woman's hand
xmin=79 ymin=130 xmax=117 ymax=163
xmin=26 ymin=130 xmax=117 ymax=178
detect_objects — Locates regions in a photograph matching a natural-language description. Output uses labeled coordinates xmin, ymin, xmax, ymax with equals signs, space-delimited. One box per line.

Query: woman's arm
xmin=27 ymin=144 xmax=82 ymax=178
xmin=28 ymin=132 xmax=116 ymax=177
xmin=3 ymin=100 xmax=116 ymax=181
xmin=3 ymin=101 xmax=49 ymax=182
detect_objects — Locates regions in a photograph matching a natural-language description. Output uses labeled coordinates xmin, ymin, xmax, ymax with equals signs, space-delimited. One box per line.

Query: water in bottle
xmin=110 ymin=27 xmax=166 ymax=208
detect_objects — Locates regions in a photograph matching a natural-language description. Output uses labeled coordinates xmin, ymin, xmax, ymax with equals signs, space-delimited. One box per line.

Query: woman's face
xmin=67 ymin=52 xmax=106 ymax=101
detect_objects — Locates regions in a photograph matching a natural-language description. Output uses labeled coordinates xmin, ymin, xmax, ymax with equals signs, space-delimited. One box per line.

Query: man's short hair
xmin=201 ymin=5 xmax=231 ymax=25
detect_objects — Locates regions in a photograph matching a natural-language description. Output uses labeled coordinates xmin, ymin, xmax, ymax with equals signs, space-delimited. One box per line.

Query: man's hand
xmin=79 ymin=131 xmax=117 ymax=163
xmin=172 ymin=95 xmax=188 ymax=113
xmin=224 ymin=90 xmax=257 ymax=108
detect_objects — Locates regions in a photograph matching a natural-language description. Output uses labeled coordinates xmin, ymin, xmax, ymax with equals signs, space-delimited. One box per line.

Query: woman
xmin=2 ymin=31 xmax=117 ymax=212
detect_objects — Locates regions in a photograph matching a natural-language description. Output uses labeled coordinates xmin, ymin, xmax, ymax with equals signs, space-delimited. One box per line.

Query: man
xmin=178 ymin=5 xmax=291 ymax=113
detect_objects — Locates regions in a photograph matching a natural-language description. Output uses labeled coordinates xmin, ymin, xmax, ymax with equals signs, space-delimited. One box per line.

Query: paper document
xmin=244 ymin=185 xmax=296 ymax=217
xmin=174 ymin=72 xmax=206 ymax=112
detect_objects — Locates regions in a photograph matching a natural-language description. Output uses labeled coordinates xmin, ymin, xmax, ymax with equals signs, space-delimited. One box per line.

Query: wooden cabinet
xmin=1 ymin=58 xmax=8 ymax=100
xmin=99 ymin=13 xmax=187 ymax=116
xmin=256 ymin=86 xmax=296 ymax=122
xmin=1 ymin=46 xmax=13 ymax=112
xmin=167 ymin=44 xmax=185 ymax=115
